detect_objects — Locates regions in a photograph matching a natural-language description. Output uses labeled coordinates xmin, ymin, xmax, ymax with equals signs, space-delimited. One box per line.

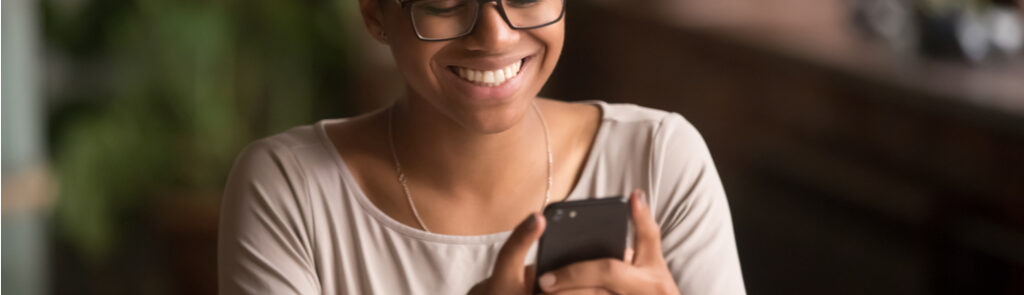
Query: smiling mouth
xmin=448 ymin=57 xmax=527 ymax=87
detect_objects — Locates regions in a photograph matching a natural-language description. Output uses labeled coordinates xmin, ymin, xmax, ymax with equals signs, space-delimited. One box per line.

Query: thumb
xmin=630 ymin=189 xmax=664 ymax=265
xmin=493 ymin=213 xmax=546 ymax=280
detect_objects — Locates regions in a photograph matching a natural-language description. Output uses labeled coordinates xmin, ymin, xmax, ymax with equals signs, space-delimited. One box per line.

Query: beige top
xmin=218 ymin=101 xmax=746 ymax=294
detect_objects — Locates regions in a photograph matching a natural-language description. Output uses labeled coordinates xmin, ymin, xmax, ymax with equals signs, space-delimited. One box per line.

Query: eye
xmin=505 ymin=0 xmax=539 ymax=8
xmin=418 ymin=0 xmax=468 ymax=16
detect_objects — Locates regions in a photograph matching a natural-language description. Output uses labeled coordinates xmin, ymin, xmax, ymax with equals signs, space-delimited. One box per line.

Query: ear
xmin=358 ymin=0 xmax=390 ymax=44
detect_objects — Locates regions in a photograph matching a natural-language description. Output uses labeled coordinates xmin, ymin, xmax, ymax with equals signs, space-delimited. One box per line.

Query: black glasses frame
xmin=396 ymin=0 xmax=566 ymax=41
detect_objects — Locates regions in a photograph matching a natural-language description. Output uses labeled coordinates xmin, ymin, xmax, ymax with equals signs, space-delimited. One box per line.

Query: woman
xmin=217 ymin=0 xmax=746 ymax=293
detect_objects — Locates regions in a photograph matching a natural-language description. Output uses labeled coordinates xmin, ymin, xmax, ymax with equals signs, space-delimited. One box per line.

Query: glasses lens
xmin=410 ymin=0 xmax=478 ymax=40
xmin=503 ymin=0 xmax=564 ymax=28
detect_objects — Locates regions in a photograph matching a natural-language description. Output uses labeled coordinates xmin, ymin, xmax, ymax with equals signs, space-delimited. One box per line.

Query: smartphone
xmin=534 ymin=197 xmax=631 ymax=293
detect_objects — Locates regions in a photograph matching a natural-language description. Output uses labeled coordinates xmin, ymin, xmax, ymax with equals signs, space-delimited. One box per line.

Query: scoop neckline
xmin=315 ymin=100 xmax=609 ymax=245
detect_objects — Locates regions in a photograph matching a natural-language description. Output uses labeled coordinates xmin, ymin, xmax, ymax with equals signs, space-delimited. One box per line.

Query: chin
xmin=457 ymin=99 xmax=533 ymax=134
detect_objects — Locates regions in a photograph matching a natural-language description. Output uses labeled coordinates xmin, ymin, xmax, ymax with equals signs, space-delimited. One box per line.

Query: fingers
xmin=630 ymin=189 xmax=663 ymax=265
xmin=624 ymin=248 xmax=635 ymax=265
xmin=537 ymin=258 xmax=635 ymax=293
xmin=493 ymin=213 xmax=546 ymax=280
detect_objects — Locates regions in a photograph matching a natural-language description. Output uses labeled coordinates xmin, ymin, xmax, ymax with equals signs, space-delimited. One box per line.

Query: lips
xmin=439 ymin=55 xmax=533 ymax=103
xmin=449 ymin=58 xmax=524 ymax=87
xmin=447 ymin=54 xmax=532 ymax=85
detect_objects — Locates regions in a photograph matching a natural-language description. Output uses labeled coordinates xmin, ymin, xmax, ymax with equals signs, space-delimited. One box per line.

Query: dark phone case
xmin=534 ymin=197 xmax=631 ymax=293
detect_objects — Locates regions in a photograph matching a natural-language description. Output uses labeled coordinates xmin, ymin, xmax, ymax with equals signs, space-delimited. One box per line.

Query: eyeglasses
xmin=396 ymin=0 xmax=565 ymax=41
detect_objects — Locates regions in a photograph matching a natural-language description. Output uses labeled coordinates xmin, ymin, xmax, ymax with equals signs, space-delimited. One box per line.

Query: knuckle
xmin=600 ymin=259 xmax=622 ymax=276
xmin=563 ymin=264 xmax=583 ymax=279
xmin=656 ymin=281 xmax=678 ymax=295
xmin=651 ymin=227 xmax=664 ymax=239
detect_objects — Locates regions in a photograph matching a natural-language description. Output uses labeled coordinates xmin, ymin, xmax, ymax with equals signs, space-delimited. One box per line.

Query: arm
xmin=649 ymin=114 xmax=746 ymax=295
xmin=218 ymin=139 xmax=320 ymax=295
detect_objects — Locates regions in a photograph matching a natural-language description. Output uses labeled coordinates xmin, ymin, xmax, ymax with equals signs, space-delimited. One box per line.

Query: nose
xmin=463 ymin=3 xmax=520 ymax=51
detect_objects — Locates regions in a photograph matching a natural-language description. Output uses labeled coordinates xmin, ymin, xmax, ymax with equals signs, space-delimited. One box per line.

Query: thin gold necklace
xmin=387 ymin=101 xmax=553 ymax=233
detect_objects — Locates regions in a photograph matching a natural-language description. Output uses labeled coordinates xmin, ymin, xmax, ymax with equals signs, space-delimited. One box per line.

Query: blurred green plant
xmin=45 ymin=0 xmax=353 ymax=263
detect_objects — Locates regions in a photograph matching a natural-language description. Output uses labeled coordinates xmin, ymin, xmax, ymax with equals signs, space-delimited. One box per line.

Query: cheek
xmin=533 ymin=24 xmax=565 ymax=84
xmin=390 ymin=42 xmax=447 ymax=94
xmin=382 ymin=12 xmax=447 ymax=95
xmin=542 ymin=23 xmax=566 ymax=60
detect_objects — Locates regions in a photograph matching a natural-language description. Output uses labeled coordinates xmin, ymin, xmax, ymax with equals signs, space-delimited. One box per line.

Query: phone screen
xmin=534 ymin=197 xmax=631 ymax=293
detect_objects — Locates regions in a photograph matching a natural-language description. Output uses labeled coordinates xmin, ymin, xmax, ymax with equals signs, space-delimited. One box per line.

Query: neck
xmin=389 ymin=96 xmax=549 ymax=201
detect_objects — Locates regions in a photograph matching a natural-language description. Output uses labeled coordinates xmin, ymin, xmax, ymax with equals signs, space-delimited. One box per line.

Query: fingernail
xmin=539 ymin=273 xmax=556 ymax=289
xmin=638 ymin=191 xmax=648 ymax=208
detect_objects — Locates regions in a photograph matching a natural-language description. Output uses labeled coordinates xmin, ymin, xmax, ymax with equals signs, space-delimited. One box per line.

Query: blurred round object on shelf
xmin=855 ymin=0 xmax=1024 ymax=63
xmin=852 ymin=0 xmax=917 ymax=52
xmin=956 ymin=11 xmax=992 ymax=62
xmin=986 ymin=7 xmax=1023 ymax=56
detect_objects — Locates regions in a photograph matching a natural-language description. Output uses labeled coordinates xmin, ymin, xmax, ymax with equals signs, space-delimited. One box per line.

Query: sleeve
xmin=647 ymin=114 xmax=746 ymax=295
xmin=218 ymin=139 xmax=321 ymax=295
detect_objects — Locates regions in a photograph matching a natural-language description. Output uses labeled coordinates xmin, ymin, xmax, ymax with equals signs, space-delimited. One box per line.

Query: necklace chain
xmin=387 ymin=101 xmax=553 ymax=233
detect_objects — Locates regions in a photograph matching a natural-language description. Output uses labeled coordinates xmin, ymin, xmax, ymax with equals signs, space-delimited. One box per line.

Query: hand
xmin=468 ymin=212 xmax=546 ymax=295
xmin=535 ymin=189 xmax=679 ymax=295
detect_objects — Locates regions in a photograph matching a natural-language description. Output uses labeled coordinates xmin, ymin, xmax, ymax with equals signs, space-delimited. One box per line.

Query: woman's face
xmin=373 ymin=0 xmax=565 ymax=133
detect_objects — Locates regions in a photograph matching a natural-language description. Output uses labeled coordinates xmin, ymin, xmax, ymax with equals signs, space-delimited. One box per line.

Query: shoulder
xmin=601 ymin=101 xmax=692 ymax=128
xmin=590 ymin=101 xmax=704 ymax=149
xmin=540 ymin=99 xmax=700 ymax=141
xmin=235 ymin=120 xmax=344 ymax=168
xmin=242 ymin=123 xmax=324 ymax=158
xmin=560 ymin=99 xmax=713 ymax=193
xmin=226 ymin=122 xmax=335 ymax=195
xmin=586 ymin=101 xmax=715 ymax=200
xmin=221 ymin=123 xmax=341 ymax=230
xmin=598 ymin=101 xmax=676 ymax=124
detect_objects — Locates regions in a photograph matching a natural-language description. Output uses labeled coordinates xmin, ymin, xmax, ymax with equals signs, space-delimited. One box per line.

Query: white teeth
xmin=454 ymin=59 xmax=523 ymax=87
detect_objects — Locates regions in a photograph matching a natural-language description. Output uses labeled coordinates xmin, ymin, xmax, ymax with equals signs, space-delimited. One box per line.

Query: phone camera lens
xmin=552 ymin=209 xmax=564 ymax=222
